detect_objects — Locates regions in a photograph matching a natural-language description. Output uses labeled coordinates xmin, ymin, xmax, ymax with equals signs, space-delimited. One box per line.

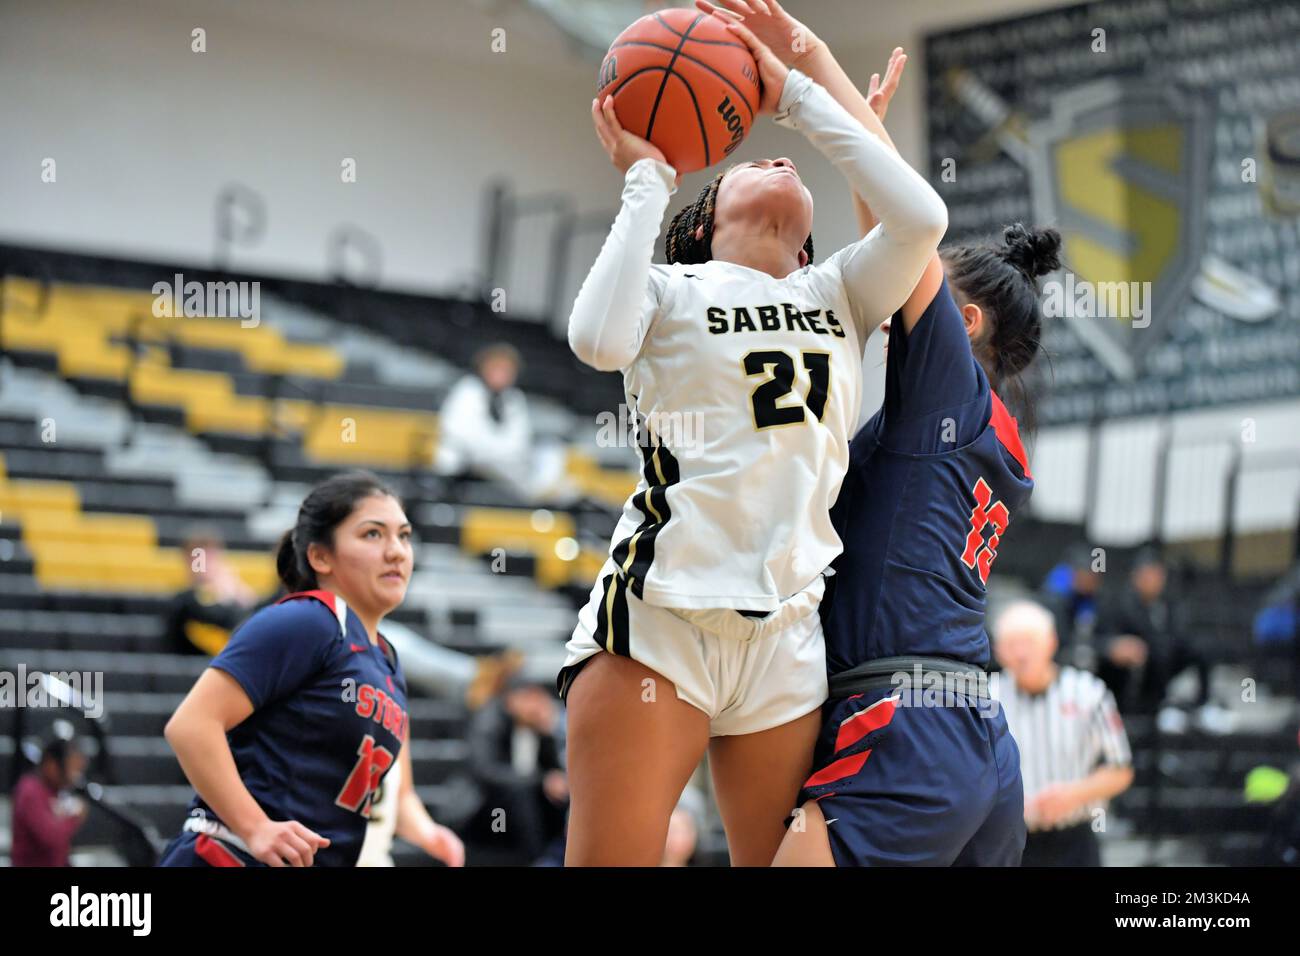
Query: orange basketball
xmin=597 ymin=8 xmax=761 ymax=175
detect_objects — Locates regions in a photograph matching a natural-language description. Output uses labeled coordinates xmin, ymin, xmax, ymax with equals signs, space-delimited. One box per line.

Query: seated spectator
xmin=11 ymin=736 xmax=89 ymax=867
xmin=433 ymin=343 xmax=572 ymax=504
xmin=1040 ymin=543 xmax=1103 ymax=670
xmin=1096 ymin=546 xmax=1209 ymax=716
xmin=992 ymin=601 xmax=1134 ymax=867
xmin=466 ymin=679 xmax=568 ymax=865
xmin=164 ymin=528 xmax=259 ymax=656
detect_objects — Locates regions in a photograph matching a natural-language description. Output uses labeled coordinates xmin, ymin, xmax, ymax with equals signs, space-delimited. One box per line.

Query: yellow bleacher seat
xmin=0 ymin=466 xmax=275 ymax=595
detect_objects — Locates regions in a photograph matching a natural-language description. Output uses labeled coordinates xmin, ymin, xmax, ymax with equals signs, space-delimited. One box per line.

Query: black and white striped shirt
xmin=992 ymin=666 xmax=1132 ymax=831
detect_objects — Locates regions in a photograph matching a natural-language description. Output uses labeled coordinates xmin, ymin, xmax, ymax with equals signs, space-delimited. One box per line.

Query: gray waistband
xmin=829 ymin=655 xmax=991 ymax=700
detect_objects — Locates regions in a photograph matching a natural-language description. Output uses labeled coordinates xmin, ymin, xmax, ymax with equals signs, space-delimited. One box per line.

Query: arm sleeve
xmin=774 ymin=69 xmax=948 ymax=341
xmin=878 ymin=279 xmax=989 ymax=453
xmin=567 ymin=158 xmax=678 ymax=372
xmin=208 ymin=600 xmax=335 ymax=710
xmin=1088 ymin=687 xmax=1133 ymax=769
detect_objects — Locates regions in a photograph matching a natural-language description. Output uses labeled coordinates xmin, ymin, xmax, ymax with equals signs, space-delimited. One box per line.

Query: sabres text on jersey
xmin=704 ymin=302 xmax=847 ymax=337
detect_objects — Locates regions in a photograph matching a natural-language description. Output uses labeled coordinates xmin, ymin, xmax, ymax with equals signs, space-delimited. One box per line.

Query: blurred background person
xmin=1040 ymin=543 xmax=1103 ymax=670
xmin=466 ymin=679 xmax=568 ymax=865
xmin=433 ymin=343 xmax=573 ymax=505
xmin=1096 ymin=547 xmax=1215 ymax=724
xmin=993 ymin=600 xmax=1134 ymax=867
xmin=10 ymin=736 xmax=89 ymax=867
xmin=165 ymin=527 xmax=260 ymax=656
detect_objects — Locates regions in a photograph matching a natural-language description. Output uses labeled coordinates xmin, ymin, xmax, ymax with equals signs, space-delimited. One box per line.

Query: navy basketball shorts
xmin=157 ymin=831 xmax=259 ymax=867
xmin=797 ymin=687 xmax=1026 ymax=866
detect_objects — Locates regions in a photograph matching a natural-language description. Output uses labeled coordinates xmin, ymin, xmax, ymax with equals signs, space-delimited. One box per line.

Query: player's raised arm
xmin=799 ymin=41 xmax=945 ymax=332
xmin=723 ymin=17 xmax=946 ymax=341
xmin=702 ymin=2 xmax=944 ymax=332
xmin=566 ymin=97 xmax=679 ymax=372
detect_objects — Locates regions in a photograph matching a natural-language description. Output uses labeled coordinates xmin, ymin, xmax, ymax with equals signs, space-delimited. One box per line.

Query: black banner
xmin=925 ymin=0 xmax=1300 ymax=425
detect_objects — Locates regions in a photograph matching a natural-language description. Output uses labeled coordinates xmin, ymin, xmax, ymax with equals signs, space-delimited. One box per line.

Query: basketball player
xmin=694 ymin=3 xmax=1055 ymax=864
xmin=159 ymin=471 xmax=452 ymax=867
xmin=560 ymin=17 xmax=948 ymax=865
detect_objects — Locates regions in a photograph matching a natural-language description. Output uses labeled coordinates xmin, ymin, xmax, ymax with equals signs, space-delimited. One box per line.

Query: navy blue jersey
xmin=180 ymin=590 xmax=408 ymax=867
xmin=822 ymin=279 xmax=1034 ymax=673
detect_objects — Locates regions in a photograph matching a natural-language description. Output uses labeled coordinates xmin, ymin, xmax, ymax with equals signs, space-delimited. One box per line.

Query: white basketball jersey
xmin=606 ymin=255 xmax=864 ymax=611
xmin=356 ymin=759 xmax=400 ymax=867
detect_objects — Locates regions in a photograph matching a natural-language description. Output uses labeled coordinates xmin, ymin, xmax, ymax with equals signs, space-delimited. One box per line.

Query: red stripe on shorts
xmin=195 ymin=834 xmax=246 ymax=867
xmin=804 ymin=749 xmax=873 ymax=788
xmin=833 ymin=695 xmax=896 ymax=752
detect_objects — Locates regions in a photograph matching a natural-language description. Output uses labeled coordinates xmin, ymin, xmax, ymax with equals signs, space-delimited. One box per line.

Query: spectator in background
xmin=433 ymin=343 xmax=572 ymax=505
xmin=165 ymin=527 xmax=259 ymax=656
xmin=1040 ymin=543 xmax=1102 ymax=670
xmin=1254 ymin=561 xmax=1300 ymax=703
xmin=1096 ymin=547 xmax=1211 ymax=719
xmin=11 ymin=737 xmax=89 ymax=867
xmin=992 ymin=601 xmax=1133 ymax=867
xmin=467 ymin=679 xmax=568 ymax=865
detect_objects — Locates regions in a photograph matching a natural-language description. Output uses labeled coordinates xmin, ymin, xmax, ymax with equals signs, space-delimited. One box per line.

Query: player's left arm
xmin=393 ymin=725 xmax=465 ymax=867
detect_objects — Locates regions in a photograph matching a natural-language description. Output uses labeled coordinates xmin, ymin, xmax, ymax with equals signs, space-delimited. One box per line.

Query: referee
xmin=992 ymin=601 xmax=1134 ymax=866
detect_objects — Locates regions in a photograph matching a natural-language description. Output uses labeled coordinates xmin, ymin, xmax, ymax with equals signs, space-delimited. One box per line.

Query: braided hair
xmin=666 ymin=166 xmax=814 ymax=266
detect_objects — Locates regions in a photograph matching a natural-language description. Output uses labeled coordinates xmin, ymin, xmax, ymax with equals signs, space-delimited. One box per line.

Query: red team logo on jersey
xmin=960 ymin=477 xmax=1009 ymax=585
xmin=334 ymin=683 xmax=408 ymax=816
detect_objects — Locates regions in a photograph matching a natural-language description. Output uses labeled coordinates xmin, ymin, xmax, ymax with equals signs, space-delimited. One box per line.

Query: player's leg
xmin=771 ymin=797 xmax=837 ymax=866
xmin=563 ymin=651 xmax=710 ymax=865
xmin=708 ymin=706 xmax=823 ymax=866
xmin=953 ymin=707 xmax=1026 ymax=866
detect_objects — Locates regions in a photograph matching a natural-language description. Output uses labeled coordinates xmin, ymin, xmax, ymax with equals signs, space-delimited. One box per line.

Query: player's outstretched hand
xmin=592 ymin=95 xmax=681 ymax=187
xmin=867 ymin=47 xmax=908 ymax=123
xmin=247 ymin=818 xmax=331 ymax=867
xmin=714 ymin=15 xmax=789 ymax=114
xmin=695 ymin=0 xmax=820 ymax=69
xmin=422 ymin=822 xmax=466 ymax=868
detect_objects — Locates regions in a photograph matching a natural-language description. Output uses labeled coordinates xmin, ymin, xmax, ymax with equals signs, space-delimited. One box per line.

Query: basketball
xmin=597 ymin=8 xmax=761 ymax=175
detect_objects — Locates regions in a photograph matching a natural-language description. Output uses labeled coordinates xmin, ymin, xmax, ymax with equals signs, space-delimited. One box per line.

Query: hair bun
xmin=1001 ymin=223 xmax=1062 ymax=279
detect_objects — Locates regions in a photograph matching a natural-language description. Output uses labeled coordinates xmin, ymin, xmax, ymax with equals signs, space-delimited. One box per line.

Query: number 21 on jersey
xmin=743 ymin=349 xmax=831 ymax=430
